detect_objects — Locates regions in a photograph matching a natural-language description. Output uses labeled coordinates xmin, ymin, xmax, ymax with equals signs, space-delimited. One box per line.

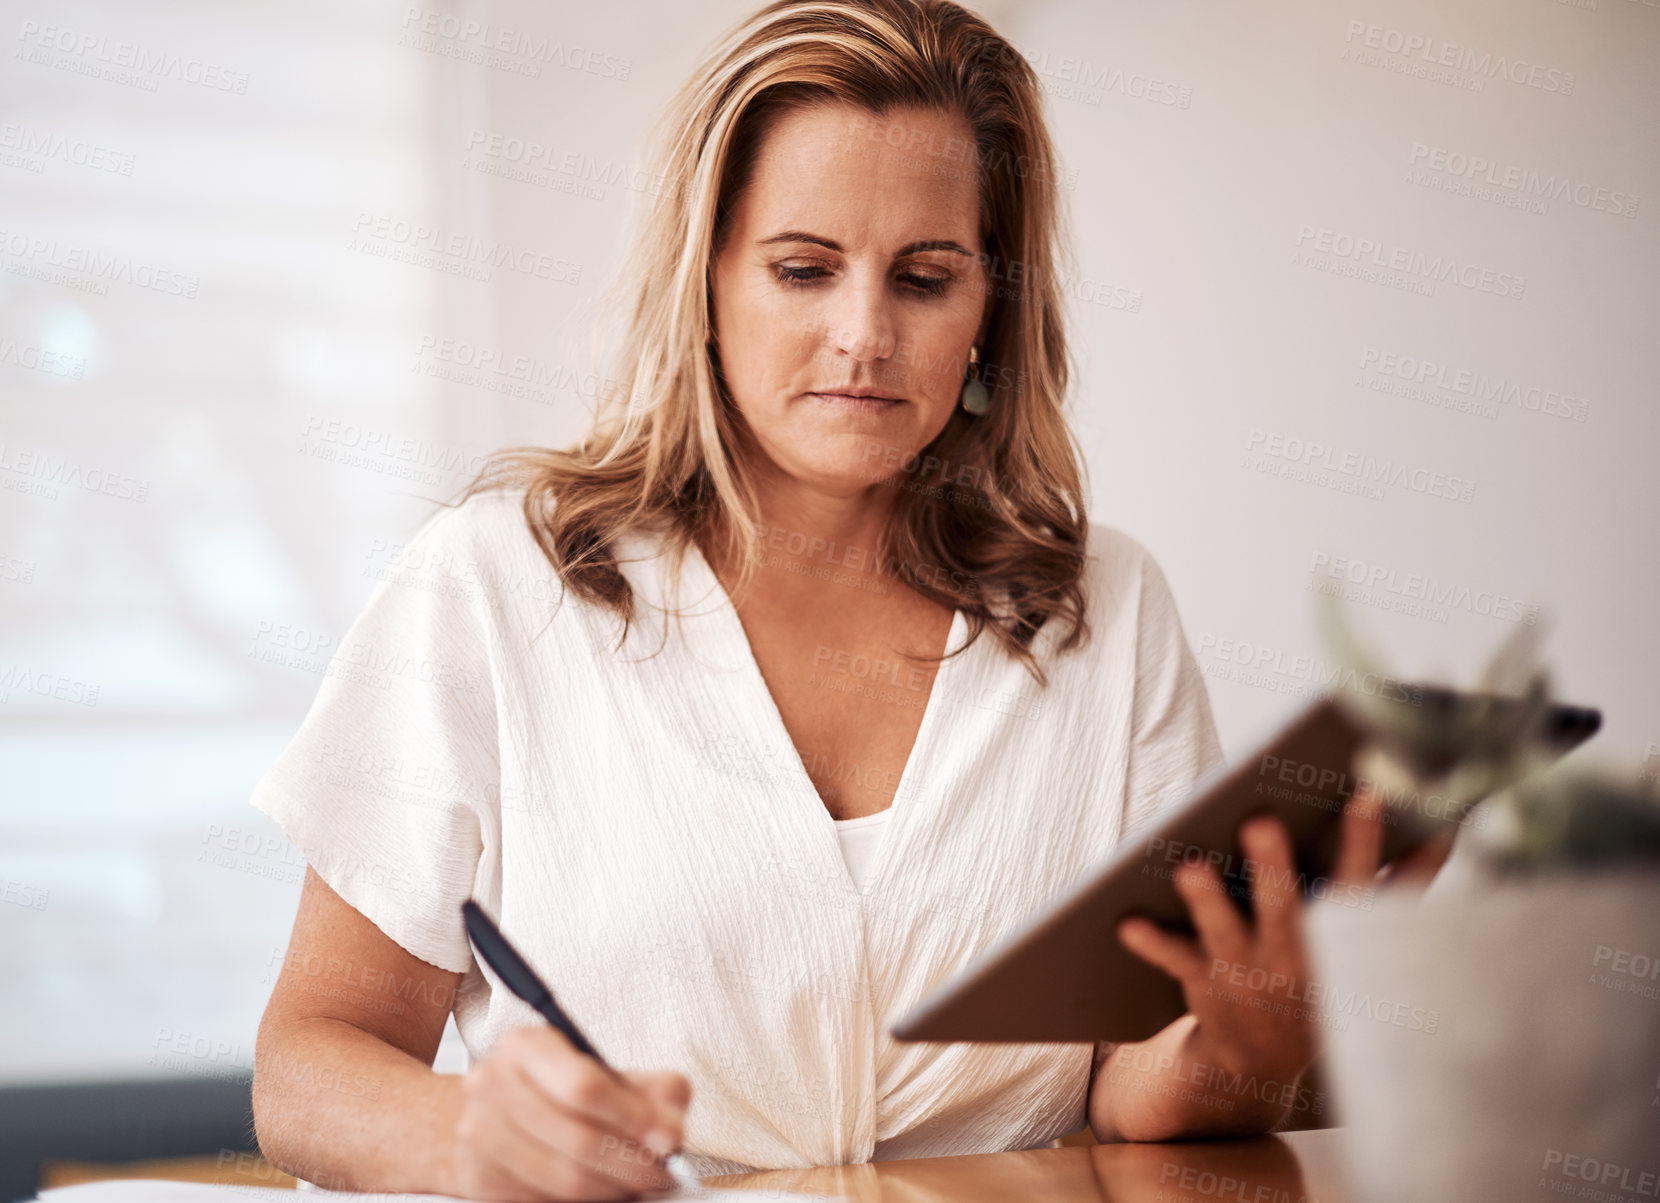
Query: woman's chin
xmin=780 ymin=454 xmax=911 ymax=494
xmin=760 ymin=428 xmax=917 ymax=489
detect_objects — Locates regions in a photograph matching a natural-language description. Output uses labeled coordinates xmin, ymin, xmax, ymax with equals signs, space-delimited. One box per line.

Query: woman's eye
xmin=901 ymin=273 xmax=951 ymax=297
xmin=772 ymin=264 xmax=951 ymax=297
xmin=775 ymin=265 xmax=828 ymax=286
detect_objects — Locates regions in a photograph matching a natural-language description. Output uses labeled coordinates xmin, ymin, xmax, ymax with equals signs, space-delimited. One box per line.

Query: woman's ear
xmin=974 ymin=308 xmax=996 ymax=359
xmin=974 ymin=252 xmax=997 ymax=351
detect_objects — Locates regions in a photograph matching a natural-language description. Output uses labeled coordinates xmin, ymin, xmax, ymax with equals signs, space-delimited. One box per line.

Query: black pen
xmin=460 ymin=898 xmax=700 ymax=1195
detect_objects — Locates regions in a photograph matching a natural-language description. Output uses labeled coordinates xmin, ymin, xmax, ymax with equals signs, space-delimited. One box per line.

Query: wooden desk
xmin=707 ymin=1128 xmax=1350 ymax=1201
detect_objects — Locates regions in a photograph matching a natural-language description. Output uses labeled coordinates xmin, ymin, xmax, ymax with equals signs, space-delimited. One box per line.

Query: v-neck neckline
xmin=682 ymin=534 xmax=966 ymax=899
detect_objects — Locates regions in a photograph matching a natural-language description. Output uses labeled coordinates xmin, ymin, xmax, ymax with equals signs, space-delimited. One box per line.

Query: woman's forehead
xmin=731 ymin=104 xmax=981 ymax=247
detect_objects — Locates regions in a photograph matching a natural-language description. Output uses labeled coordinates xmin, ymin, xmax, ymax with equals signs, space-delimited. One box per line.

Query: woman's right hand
xmin=448 ymin=1025 xmax=693 ymax=1201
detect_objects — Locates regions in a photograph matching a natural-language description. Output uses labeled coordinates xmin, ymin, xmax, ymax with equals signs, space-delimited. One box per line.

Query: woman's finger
xmin=463 ymin=1067 xmax=641 ymax=1201
xmin=1173 ymin=861 xmax=1250 ymax=960
xmin=1117 ymin=916 xmax=1208 ymax=983
xmin=624 ymin=1069 xmax=692 ymax=1115
xmin=1331 ymin=783 xmax=1386 ymax=886
xmin=515 ymin=1029 xmax=665 ymax=1154
xmin=618 ymin=1070 xmax=690 ymax=1153
xmin=1383 ymin=828 xmax=1456 ymax=889
xmin=458 ymin=1122 xmax=599 ymax=1203
xmin=1239 ymin=815 xmax=1302 ymax=952
xmin=498 ymin=1058 xmax=676 ymax=1196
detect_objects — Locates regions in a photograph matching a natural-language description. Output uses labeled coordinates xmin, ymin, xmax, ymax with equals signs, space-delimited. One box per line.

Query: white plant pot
xmin=1305 ymin=871 xmax=1660 ymax=1203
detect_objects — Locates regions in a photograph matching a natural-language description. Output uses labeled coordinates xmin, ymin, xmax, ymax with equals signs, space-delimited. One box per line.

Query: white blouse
xmin=248 ymin=486 xmax=1224 ymax=1176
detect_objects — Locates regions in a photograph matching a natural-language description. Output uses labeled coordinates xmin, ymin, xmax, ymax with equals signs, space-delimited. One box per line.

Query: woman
xmin=249 ymin=1 xmax=1422 ymax=1198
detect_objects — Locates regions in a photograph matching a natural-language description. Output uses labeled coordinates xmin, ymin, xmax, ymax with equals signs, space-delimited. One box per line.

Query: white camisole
xmin=831 ymin=809 xmax=891 ymax=893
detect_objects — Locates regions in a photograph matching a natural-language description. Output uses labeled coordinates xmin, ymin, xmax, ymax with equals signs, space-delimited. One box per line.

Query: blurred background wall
xmin=1 ymin=0 xmax=1655 ymax=1095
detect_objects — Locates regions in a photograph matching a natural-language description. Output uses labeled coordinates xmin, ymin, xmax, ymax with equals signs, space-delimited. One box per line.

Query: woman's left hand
xmin=1115 ymin=782 xmax=1452 ymax=1092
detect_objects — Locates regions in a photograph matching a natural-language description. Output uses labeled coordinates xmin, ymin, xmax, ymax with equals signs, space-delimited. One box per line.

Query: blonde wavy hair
xmin=452 ymin=0 xmax=1093 ymax=684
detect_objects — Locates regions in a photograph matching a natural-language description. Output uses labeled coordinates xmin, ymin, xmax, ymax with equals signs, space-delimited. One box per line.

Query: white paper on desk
xmin=36 ymin=1176 xmax=843 ymax=1203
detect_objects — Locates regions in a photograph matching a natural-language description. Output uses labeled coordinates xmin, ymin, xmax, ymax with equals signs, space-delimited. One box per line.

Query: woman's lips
xmin=808 ymin=392 xmax=904 ymax=411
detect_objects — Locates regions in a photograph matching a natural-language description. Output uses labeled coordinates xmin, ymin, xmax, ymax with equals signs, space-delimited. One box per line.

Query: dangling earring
xmin=960 ymin=343 xmax=990 ymax=415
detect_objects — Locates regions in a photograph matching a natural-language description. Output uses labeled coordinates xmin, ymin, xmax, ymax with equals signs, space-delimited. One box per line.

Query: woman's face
xmin=710 ymin=102 xmax=989 ymax=497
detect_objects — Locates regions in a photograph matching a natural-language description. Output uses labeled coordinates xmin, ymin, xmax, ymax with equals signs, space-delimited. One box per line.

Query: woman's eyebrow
xmin=758 ymin=231 xmax=974 ymax=257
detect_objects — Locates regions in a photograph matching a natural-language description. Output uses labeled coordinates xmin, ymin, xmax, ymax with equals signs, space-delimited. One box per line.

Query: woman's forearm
xmin=253 ymin=1014 xmax=464 ymax=1194
xmin=1086 ymin=1015 xmax=1297 ymax=1143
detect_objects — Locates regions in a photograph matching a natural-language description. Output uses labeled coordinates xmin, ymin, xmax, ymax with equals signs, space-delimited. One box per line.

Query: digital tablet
xmin=889 ymin=687 xmax=1601 ymax=1044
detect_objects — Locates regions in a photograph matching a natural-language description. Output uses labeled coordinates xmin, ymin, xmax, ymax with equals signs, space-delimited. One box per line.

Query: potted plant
xmin=1302 ymin=591 xmax=1660 ymax=1203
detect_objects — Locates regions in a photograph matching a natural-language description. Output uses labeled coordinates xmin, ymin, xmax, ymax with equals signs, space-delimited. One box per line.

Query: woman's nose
xmin=826 ymin=277 xmax=897 ymax=363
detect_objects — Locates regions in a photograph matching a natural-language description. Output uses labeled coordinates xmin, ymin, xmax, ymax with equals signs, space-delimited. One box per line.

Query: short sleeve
xmin=1119 ymin=545 xmax=1225 ymax=840
xmin=249 ymin=502 xmax=500 ymax=974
